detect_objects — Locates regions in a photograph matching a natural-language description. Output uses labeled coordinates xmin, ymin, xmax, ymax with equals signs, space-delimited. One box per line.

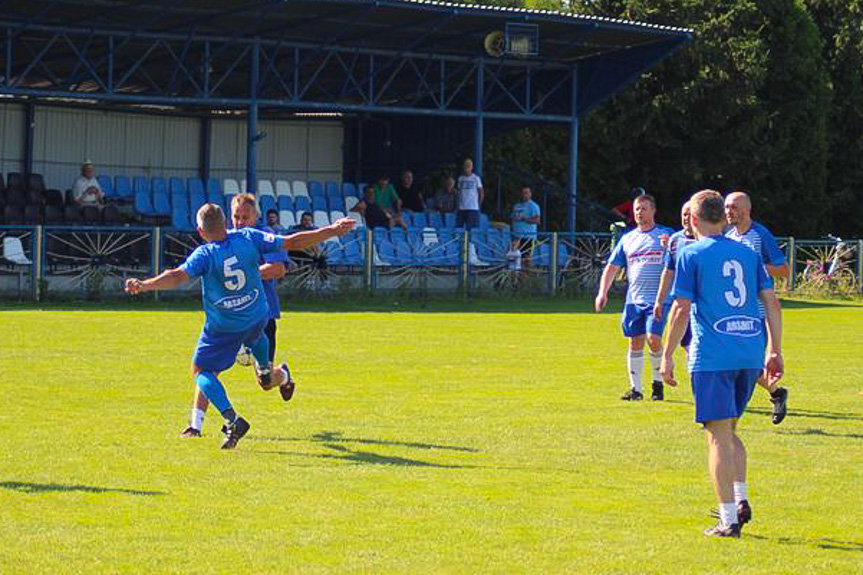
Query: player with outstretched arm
xmin=125 ymin=203 xmax=354 ymax=449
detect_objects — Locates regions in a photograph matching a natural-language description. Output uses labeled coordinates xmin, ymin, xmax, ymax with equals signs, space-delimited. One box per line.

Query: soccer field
xmin=1 ymin=299 xmax=861 ymax=574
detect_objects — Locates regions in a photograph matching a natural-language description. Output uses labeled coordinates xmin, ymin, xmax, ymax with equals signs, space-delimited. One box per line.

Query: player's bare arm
xmin=660 ymin=297 xmax=691 ymax=387
xmin=653 ymin=268 xmax=674 ymax=321
xmin=759 ymin=288 xmax=784 ymax=384
xmin=594 ymin=263 xmax=620 ymax=312
xmin=259 ymin=262 xmax=286 ymax=281
xmin=125 ymin=268 xmax=189 ymax=295
xmin=281 ymin=218 xmax=355 ymax=250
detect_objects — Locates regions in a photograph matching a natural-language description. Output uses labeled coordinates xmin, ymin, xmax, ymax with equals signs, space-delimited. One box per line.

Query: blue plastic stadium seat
xmin=311 ymin=195 xmax=327 ymax=211
xmin=259 ymin=195 xmax=276 ymax=217
xmin=169 ymin=177 xmax=187 ymax=213
xmin=294 ymin=196 xmax=311 ymax=213
xmin=187 ymin=178 xmax=207 ymax=212
xmin=223 ymin=194 xmax=235 ymax=215
xmin=412 ymin=212 xmax=428 ymax=229
xmin=389 ymin=229 xmax=407 ymax=244
xmin=278 ymin=196 xmax=294 ymax=212
xmin=342 ymin=238 xmax=363 ymax=266
xmin=308 ymin=181 xmax=324 ymax=197
xmin=479 ymin=212 xmax=490 ymax=229
xmin=444 ymin=212 xmax=456 ymax=228
xmin=97 ymin=175 xmax=115 ymax=198
xmin=171 ymin=206 xmax=191 ymax=231
xmin=151 ymin=177 xmax=170 ymax=215
xmin=377 ymin=240 xmax=397 ymax=265
xmin=133 ymin=177 xmax=154 ymax=216
xmin=325 ymin=181 xmax=340 ymax=199
xmin=328 ymin=196 xmax=345 ymax=212
xmin=114 ymin=176 xmax=133 ymax=199
xmin=341 ymin=182 xmax=358 ymax=198
xmin=394 ymin=241 xmax=414 ymax=266
xmin=427 ymin=211 xmax=443 ymax=229
xmin=206 ymin=179 xmax=223 ymax=204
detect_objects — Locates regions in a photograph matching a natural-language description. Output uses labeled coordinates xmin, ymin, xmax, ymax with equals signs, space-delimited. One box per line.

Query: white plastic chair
xmin=276 ymin=180 xmax=292 ymax=198
xmin=223 ymin=179 xmax=241 ymax=195
xmin=422 ymin=227 xmax=439 ymax=246
xmin=329 ymin=210 xmax=345 ymax=223
xmin=313 ymin=210 xmax=330 ymax=228
xmin=258 ymin=180 xmax=275 ymax=197
xmin=279 ymin=210 xmax=296 ymax=229
xmin=2 ymin=237 xmax=32 ymax=265
xmin=291 ymin=180 xmax=310 ymax=200
xmin=345 ymin=196 xmax=359 ymax=212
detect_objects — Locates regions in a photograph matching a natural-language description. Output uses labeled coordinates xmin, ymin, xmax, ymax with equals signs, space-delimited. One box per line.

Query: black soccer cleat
xmin=710 ymin=500 xmax=752 ymax=528
xmin=621 ymin=388 xmax=644 ymax=401
xmin=180 ymin=426 xmax=202 ymax=438
xmin=221 ymin=417 xmax=250 ymax=450
xmin=703 ymin=522 xmax=741 ymax=538
xmin=651 ymin=381 xmax=664 ymax=401
xmin=278 ymin=363 xmax=296 ymax=402
xmin=770 ymin=387 xmax=788 ymax=425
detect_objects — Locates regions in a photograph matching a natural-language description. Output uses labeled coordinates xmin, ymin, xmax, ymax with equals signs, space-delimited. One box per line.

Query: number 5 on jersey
xmin=223 ymin=256 xmax=246 ymax=291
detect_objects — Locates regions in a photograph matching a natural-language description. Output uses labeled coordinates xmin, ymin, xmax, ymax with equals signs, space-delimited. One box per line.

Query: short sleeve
xmin=671 ymin=248 xmax=696 ymax=301
xmin=609 ymin=239 xmax=627 ymax=268
xmin=180 ymin=245 xmax=209 ymax=278
xmin=244 ymin=227 xmax=282 ymax=256
xmin=474 ymin=175 xmax=483 ymax=189
xmin=755 ymin=253 xmax=774 ymax=292
xmin=757 ymin=226 xmax=787 ymax=266
xmin=529 ymin=202 xmax=540 ymax=217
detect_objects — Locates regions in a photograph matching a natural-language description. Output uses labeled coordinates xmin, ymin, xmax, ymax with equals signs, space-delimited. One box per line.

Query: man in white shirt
xmin=456 ymin=158 xmax=483 ymax=229
xmin=72 ymin=161 xmax=104 ymax=207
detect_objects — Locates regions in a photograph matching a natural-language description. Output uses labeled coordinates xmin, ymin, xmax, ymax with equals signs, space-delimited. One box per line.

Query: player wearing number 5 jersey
xmin=125 ymin=203 xmax=355 ymax=449
xmin=661 ymin=190 xmax=783 ymax=538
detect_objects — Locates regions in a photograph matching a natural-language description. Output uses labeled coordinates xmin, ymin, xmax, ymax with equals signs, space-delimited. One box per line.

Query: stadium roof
xmin=0 ymin=0 xmax=692 ymax=119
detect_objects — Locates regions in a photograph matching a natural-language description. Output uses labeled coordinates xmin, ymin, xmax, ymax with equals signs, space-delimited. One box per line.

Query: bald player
xmin=725 ymin=191 xmax=789 ymax=424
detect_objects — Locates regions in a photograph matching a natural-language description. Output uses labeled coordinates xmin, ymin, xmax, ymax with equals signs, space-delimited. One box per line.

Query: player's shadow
xmin=0 ymin=481 xmax=165 ymax=496
xmin=744 ymin=406 xmax=863 ymax=422
xmin=774 ymin=427 xmax=863 ymax=440
xmin=256 ymin=430 xmax=479 ymax=468
xmin=251 ymin=430 xmax=480 ymax=453
xmin=778 ymin=299 xmax=863 ymax=310
xmin=747 ymin=534 xmax=863 ymax=553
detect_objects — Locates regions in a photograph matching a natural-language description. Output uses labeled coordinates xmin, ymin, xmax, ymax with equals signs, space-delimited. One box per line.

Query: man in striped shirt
xmin=653 ymin=201 xmax=697 ymax=352
xmin=596 ymin=194 xmax=674 ymax=401
xmin=725 ymin=191 xmax=790 ymax=424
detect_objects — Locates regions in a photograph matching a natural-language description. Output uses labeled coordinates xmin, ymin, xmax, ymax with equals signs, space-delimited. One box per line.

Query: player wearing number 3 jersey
xmin=661 ymin=190 xmax=783 ymax=538
xmin=124 ymin=203 xmax=355 ymax=449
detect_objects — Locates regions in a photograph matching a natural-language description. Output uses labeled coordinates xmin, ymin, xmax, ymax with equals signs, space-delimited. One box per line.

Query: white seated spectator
xmin=72 ymin=161 xmax=104 ymax=207
xmin=434 ymin=175 xmax=457 ymax=213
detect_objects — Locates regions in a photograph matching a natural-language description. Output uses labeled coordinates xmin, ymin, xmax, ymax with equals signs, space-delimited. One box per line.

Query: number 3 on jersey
xmin=223 ymin=256 xmax=246 ymax=291
xmin=722 ymin=259 xmax=747 ymax=307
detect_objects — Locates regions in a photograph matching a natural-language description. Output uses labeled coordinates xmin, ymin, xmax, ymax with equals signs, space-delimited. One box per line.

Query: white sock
xmin=733 ymin=482 xmax=749 ymax=504
xmin=627 ymin=350 xmax=644 ymax=392
xmin=190 ymin=408 xmax=205 ymax=431
xmin=719 ymin=502 xmax=738 ymax=527
xmin=648 ymin=350 xmax=662 ymax=383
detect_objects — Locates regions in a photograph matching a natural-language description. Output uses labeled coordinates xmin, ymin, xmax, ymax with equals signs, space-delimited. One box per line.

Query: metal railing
xmin=1 ymin=225 xmax=861 ymax=300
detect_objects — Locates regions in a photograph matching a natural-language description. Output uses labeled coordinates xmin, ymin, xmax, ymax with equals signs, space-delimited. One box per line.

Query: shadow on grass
xmin=0 ymin=481 xmax=165 ymax=496
xmin=779 ymin=299 xmax=863 ymax=310
xmin=745 ymin=406 xmax=863 ymax=422
xmin=249 ymin=430 xmax=479 ymax=452
xmin=263 ymin=445 xmax=470 ymax=468
xmin=747 ymin=534 xmax=863 ymax=552
xmin=774 ymin=427 xmax=863 ymax=440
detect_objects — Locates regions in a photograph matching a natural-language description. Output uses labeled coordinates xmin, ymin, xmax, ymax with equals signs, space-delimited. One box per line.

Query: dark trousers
xmin=264 ymin=318 xmax=277 ymax=364
xmin=456 ymin=209 xmax=480 ymax=229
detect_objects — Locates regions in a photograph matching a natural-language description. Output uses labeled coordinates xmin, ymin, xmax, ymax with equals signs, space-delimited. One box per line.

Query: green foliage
xmin=484 ymin=0 xmax=854 ymax=236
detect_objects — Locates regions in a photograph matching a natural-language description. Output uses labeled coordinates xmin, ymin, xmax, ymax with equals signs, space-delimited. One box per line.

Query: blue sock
xmin=248 ymin=334 xmax=270 ymax=367
xmin=195 ymin=371 xmax=233 ymax=415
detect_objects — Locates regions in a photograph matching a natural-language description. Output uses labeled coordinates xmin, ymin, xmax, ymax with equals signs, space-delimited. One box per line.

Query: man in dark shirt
xmin=355 ymin=185 xmax=391 ymax=229
xmin=397 ymin=170 xmax=425 ymax=212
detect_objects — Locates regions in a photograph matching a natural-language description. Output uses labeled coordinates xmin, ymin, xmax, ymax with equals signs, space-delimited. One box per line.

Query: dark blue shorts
xmin=681 ymin=320 xmax=692 ymax=348
xmin=192 ymin=319 xmax=268 ymax=373
xmin=456 ymin=209 xmax=480 ymax=229
xmin=691 ymin=369 xmax=762 ymax=423
xmin=621 ymin=303 xmax=667 ymax=338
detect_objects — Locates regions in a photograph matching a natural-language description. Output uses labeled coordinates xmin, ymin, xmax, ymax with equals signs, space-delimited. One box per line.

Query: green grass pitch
xmin=1 ymin=299 xmax=861 ymax=573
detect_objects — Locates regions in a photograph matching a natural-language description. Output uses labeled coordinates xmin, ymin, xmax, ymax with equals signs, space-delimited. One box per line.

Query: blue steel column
xmin=246 ymin=38 xmax=260 ymax=193
xmin=200 ymin=116 xmax=211 ymax=182
xmin=567 ymin=67 xmax=579 ymax=234
xmin=473 ymin=57 xmax=484 ymax=178
xmin=23 ymin=102 xmax=34 ymax=174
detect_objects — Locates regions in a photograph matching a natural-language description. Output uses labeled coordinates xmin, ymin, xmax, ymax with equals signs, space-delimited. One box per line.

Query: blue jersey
xmin=726 ymin=221 xmax=785 ymax=317
xmin=511 ymin=200 xmax=541 ymax=239
xmin=672 ymin=235 xmax=773 ymax=373
xmin=180 ymin=228 xmax=284 ymax=333
xmin=254 ymin=224 xmax=289 ymax=320
xmin=663 ymin=230 xmax=698 ymax=303
xmin=609 ymin=225 xmax=672 ymax=306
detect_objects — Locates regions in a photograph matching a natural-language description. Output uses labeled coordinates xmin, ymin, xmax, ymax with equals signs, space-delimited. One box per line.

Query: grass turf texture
xmin=1 ymin=299 xmax=861 ymax=573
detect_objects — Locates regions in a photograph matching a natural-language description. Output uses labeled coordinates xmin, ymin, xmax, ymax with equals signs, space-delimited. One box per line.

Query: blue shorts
xmin=691 ymin=369 xmax=762 ymax=423
xmin=192 ymin=319 xmax=268 ymax=373
xmin=621 ymin=303 xmax=667 ymax=338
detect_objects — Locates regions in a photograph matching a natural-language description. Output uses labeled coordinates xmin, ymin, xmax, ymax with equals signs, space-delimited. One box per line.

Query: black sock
xmin=221 ymin=408 xmax=237 ymax=423
xmin=770 ymin=387 xmax=783 ymax=398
